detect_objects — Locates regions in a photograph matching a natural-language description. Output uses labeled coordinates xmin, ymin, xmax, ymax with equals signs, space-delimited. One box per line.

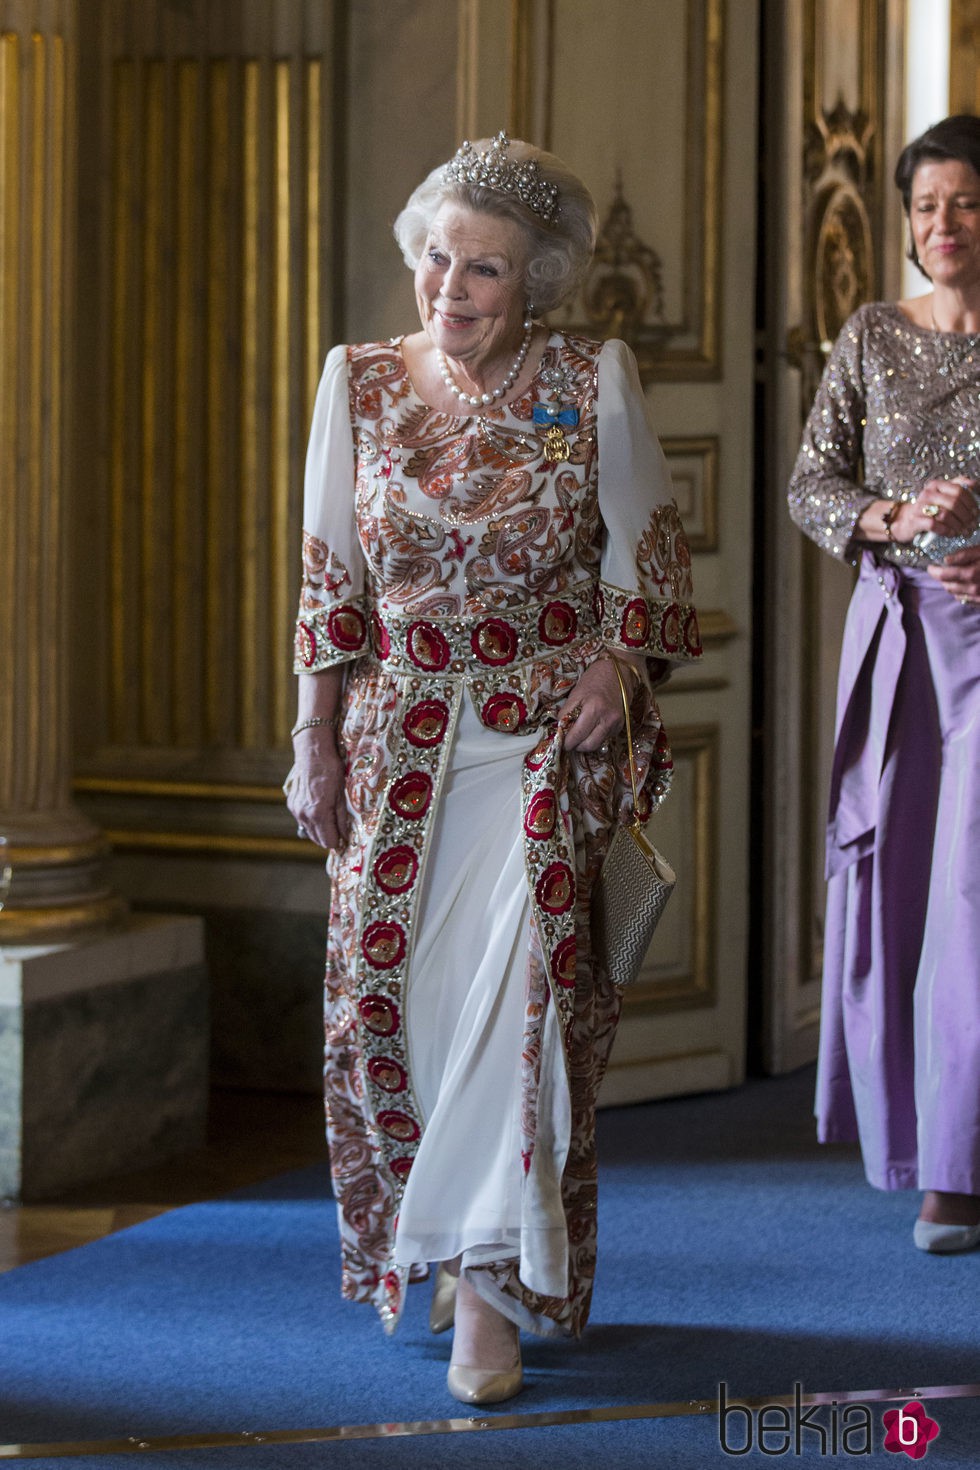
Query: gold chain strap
xmin=607 ymin=655 xmax=641 ymax=820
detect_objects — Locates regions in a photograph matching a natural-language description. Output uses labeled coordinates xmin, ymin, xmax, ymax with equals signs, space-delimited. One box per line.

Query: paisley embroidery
xmin=295 ymin=332 xmax=701 ymax=1336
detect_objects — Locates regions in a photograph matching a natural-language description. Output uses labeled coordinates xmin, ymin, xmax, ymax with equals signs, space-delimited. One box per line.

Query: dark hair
xmin=894 ymin=114 xmax=980 ymax=276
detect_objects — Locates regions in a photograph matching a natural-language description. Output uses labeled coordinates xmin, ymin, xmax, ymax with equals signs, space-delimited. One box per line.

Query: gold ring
xmin=923 ymin=503 xmax=941 ymax=518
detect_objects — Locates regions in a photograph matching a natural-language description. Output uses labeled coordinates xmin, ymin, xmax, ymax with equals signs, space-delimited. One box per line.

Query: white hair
xmin=393 ymin=138 xmax=598 ymax=315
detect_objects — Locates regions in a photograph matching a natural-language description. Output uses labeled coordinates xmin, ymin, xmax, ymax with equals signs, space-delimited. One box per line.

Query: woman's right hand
xmin=285 ymin=730 xmax=349 ymax=850
xmin=889 ymin=477 xmax=980 ymax=542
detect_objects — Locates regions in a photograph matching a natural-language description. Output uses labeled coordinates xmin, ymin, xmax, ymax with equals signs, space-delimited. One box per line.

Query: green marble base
xmin=0 ymin=914 xmax=208 ymax=1201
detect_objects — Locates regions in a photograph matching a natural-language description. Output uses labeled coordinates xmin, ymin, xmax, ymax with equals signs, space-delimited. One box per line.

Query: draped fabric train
xmin=393 ymin=697 xmax=572 ymax=1309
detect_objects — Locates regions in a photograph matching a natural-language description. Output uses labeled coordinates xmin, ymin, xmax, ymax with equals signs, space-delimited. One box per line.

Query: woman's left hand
xmin=558 ymin=657 xmax=633 ymax=752
xmin=928 ymin=542 xmax=980 ymax=604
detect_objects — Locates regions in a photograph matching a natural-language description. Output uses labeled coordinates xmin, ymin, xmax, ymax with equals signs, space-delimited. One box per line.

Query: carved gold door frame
xmin=759 ymin=0 xmax=905 ymax=1073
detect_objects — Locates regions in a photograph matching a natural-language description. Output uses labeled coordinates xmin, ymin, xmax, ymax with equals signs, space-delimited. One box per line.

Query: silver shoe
xmin=913 ymin=1217 xmax=980 ymax=1253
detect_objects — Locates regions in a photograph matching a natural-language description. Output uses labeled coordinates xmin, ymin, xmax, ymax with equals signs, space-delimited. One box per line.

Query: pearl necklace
xmin=437 ymin=318 xmax=533 ymax=408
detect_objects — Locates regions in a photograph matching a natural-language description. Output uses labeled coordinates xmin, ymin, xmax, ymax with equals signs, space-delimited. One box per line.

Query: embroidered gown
xmin=294 ymin=330 xmax=701 ymax=1335
xmin=788 ymin=301 xmax=980 ymax=1196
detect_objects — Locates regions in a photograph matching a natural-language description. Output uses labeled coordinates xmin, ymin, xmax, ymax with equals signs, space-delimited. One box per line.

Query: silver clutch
xmin=592 ymin=818 xmax=676 ymax=988
xmin=590 ymin=658 xmax=676 ymax=988
xmin=914 ymin=524 xmax=980 ymax=562
xmin=914 ymin=487 xmax=980 ymax=561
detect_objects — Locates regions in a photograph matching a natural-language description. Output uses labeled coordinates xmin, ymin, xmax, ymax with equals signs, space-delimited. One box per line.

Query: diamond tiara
xmin=441 ymin=132 xmax=560 ymax=225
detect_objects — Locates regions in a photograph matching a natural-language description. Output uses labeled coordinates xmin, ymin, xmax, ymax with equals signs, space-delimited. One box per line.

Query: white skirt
xmin=393 ymin=697 xmax=572 ymax=1307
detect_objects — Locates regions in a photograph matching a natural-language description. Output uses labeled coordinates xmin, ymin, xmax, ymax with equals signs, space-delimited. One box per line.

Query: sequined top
xmin=787 ymin=301 xmax=980 ymax=565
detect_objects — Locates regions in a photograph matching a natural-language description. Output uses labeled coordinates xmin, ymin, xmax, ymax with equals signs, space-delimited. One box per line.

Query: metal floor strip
xmin=1 ymin=1382 xmax=978 ymax=1459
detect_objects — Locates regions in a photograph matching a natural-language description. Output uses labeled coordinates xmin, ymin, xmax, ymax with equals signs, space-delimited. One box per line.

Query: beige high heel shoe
xmin=447 ymin=1348 xmax=523 ymax=1406
xmin=446 ymin=1278 xmax=523 ymax=1405
xmin=428 ymin=1263 xmax=459 ymax=1334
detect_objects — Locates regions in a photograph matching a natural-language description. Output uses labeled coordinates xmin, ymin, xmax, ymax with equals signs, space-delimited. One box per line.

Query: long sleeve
xmin=595 ymin=338 xmax=701 ymax=671
xmin=787 ymin=310 xmax=876 ymax=563
xmin=293 ymin=345 xmax=372 ymax=672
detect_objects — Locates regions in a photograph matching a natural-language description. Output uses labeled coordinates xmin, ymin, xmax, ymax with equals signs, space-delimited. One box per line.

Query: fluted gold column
xmin=0 ymin=0 xmax=120 ymax=939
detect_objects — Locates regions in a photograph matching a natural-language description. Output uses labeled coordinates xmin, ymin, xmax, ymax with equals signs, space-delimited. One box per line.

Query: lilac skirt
xmin=816 ymin=553 xmax=980 ymax=1193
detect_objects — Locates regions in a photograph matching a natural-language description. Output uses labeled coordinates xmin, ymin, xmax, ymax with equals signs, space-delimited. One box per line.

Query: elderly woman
xmin=788 ymin=114 xmax=980 ymax=1256
xmin=286 ymin=134 xmax=700 ymax=1404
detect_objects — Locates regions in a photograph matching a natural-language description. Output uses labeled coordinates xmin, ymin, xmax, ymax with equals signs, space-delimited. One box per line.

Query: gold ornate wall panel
xmin=796 ymin=0 xmax=897 ymax=976
xmin=72 ymin=1 xmax=341 ymax=850
xmin=543 ymin=0 xmax=724 ymax=381
xmin=951 ymin=0 xmax=980 ymax=115
xmin=1 ymin=22 xmax=71 ymax=815
xmin=760 ymin=0 xmax=905 ymax=1072
xmin=662 ymin=438 xmax=719 ymax=554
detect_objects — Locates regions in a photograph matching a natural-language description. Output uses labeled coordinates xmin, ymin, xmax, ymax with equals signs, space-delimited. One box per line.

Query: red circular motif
xmin=373 ymin=844 xmax=419 ymax=896
xmin=361 ymin=920 xmax=407 ymax=971
xmin=637 ymin=788 xmax=653 ymax=823
xmin=524 ymin=790 xmax=557 ymax=840
xmin=368 ymin=1056 xmax=408 ymax=1093
xmin=551 ymin=935 xmax=577 ymax=989
xmin=327 ymin=605 xmax=367 ymax=652
xmin=535 ymin=860 xmax=575 ymax=915
xmin=653 ymin=728 xmax=674 ymax=771
xmin=481 ymin=691 xmax=528 ymax=733
xmin=383 ymin=1269 xmax=403 ymax=1307
xmin=358 ymin=993 xmax=400 ymax=1036
xmin=620 ymin=598 xmax=650 ymax=647
xmin=524 ymin=737 xmax=551 ymax=771
xmin=660 ymin=603 xmax=681 ymax=655
xmin=389 ymin=771 xmax=433 ymax=820
xmin=538 ymin=601 xmax=578 ymax=646
xmin=406 ymin=620 xmax=451 ymax=672
xmin=390 ymin=1157 xmax=415 ymax=1180
xmin=472 ymin=617 xmax=519 ymax=666
xmin=372 ymin=611 xmax=391 ymax=661
xmin=403 ymin=698 xmax=449 ymax=747
xmin=296 ymin=622 xmax=317 ymax=668
xmin=378 ymin=1109 xmax=421 ymax=1143
xmin=683 ymin=608 xmax=702 ymax=656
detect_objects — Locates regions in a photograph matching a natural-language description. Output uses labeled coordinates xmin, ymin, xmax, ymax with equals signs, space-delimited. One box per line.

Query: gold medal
xmin=543 ymin=423 xmax=570 ymax=462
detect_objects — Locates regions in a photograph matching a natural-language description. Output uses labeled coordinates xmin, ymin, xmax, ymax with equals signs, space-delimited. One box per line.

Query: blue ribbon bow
xmin=533 ymin=403 xmax=579 ymax=428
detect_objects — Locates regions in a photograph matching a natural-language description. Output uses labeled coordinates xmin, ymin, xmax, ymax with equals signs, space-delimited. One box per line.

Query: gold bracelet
xmin=291 ymin=715 xmax=340 ymax=737
xmin=881 ymin=502 xmax=901 ymax=542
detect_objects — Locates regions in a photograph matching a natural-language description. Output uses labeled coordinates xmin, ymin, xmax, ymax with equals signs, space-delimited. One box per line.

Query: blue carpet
xmin=1 ymin=1066 xmax=978 ymax=1467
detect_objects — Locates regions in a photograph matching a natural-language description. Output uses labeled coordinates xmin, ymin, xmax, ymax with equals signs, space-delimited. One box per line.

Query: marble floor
xmin=0 ymin=1088 xmax=327 ymax=1272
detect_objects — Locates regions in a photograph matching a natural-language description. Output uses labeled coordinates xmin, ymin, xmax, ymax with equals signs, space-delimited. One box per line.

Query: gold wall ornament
xmin=542 ymin=0 xmax=723 ymax=382
xmin=802 ymin=97 xmax=874 ymax=188
xmin=581 ymin=174 xmax=673 ymax=354
xmin=804 ymin=98 xmax=875 ymax=343
xmin=793 ymin=94 xmax=876 ymax=406
xmin=814 ymin=183 xmax=873 ymax=347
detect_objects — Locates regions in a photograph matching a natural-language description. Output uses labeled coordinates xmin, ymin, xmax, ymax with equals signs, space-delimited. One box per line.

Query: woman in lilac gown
xmin=788 ymin=115 xmax=980 ymax=1253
